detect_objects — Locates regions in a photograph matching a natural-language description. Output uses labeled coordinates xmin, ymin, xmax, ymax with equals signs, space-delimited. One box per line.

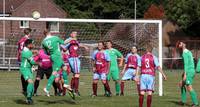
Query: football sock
xmin=62 ymin=70 xmax=69 ymax=85
xmin=120 ymin=81 xmax=124 ymax=94
xmin=92 ymin=83 xmax=97 ymax=95
xmin=27 ymin=83 xmax=34 ymax=98
xmin=34 ymin=80 xmax=40 ymax=94
xmin=74 ymin=77 xmax=79 ymax=93
xmin=104 ymin=82 xmax=111 ymax=93
xmin=139 ymin=95 xmax=144 ymax=107
xmin=56 ymin=82 xmax=62 ymax=93
xmin=46 ymin=75 xmax=56 ymax=91
xmin=147 ymin=95 xmax=152 ymax=107
xmin=52 ymin=81 xmax=58 ymax=94
xmin=115 ymin=82 xmax=120 ymax=94
xmin=137 ymin=84 xmax=140 ymax=95
xmin=21 ymin=75 xmax=27 ymax=92
xmin=189 ymin=90 xmax=199 ymax=105
xmin=71 ymin=77 xmax=75 ymax=89
xmin=181 ymin=86 xmax=187 ymax=103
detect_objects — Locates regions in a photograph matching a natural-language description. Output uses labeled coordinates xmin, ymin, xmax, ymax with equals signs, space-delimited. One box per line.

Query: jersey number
xmin=145 ymin=59 xmax=150 ymax=68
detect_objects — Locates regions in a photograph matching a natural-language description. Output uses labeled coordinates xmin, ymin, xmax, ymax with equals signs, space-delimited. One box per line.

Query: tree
xmin=165 ymin=0 xmax=200 ymax=29
xmin=144 ymin=4 xmax=164 ymax=19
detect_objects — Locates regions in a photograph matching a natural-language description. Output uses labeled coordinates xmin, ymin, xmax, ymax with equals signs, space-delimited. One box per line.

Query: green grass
xmin=0 ymin=70 xmax=199 ymax=107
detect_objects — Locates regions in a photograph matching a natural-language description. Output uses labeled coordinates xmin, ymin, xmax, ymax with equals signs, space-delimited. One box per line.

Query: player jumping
xmin=64 ymin=31 xmax=88 ymax=96
xmin=42 ymin=29 xmax=75 ymax=99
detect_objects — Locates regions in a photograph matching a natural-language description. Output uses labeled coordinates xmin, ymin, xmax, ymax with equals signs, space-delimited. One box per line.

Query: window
xmin=20 ymin=21 xmax=29 ymax=28
xmin=47 ymin=22 xmax=59 ymax=32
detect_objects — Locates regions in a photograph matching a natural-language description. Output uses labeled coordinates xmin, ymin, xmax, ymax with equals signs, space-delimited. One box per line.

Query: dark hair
xmin=106 ymin=40 xmax=112 ymax=44
xmin=24 ymin=28 xmax=32 ymax=35
xmin=145 ymin=44 xmax=153 ymax=52
xmin=43 ymin=28 xmax=50 ymax=36
xmin=24 ymin=39 xmax=34 ymax=47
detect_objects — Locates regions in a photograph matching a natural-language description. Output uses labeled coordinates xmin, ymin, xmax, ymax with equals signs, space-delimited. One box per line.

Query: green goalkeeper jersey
xmin=182 ymin=49 xmax=195 ymax=74
xmin=20 ymin=47 xmax=36 ymax=68
xmin=42 ymin=35 xmax=64 ymax=56
xmin=105 ymin=48 xmax=123 ymax=67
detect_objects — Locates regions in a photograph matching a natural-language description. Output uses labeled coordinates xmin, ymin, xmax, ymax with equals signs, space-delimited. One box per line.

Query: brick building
xmin=0 ymin=0 xmax=67 ymax=40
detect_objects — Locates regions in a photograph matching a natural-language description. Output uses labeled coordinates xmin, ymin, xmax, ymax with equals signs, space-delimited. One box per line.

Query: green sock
xmin=190 ymin=90 xmax=199 ymax=105
xmin=115 ymin=82 xmax=120 ymax=94
xmin=62 ymin=71 xmax=68 ymax=85
xmin=46 ymin=75 xmax=56 ymax=91
xmin=181 ymin=86 xmax=187 ymax=103
xmin=27 ymin=83 xmax=34 ymax=98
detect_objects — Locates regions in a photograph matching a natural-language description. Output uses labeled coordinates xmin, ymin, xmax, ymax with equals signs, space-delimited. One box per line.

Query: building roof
xmin=0 ymin=0 xmax=26 ymax=13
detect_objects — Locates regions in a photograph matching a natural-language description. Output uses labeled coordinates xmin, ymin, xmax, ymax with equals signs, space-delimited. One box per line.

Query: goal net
xmin=0 ymin=17 xmax=163 ymax=96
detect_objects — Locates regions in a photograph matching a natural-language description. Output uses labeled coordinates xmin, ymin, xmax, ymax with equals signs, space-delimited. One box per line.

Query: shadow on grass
xmin=13 ymin=99 xmax=27 ymax=105
xmin=168 ymin=100 xmax=190 ymax=106
xmin=37 ymin=99 xmax=77 ymax=105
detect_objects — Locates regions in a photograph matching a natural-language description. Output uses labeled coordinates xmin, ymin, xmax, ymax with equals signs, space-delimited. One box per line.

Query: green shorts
xmin=107 ymin=67 xmax=119 ymax=81
xmin=185 ymin=74 xmax=195 ymax=85
xmin=20 ymin=68 xmax=33 ymax=80
xmin=51 ymin=54 xmax=64 ymax=72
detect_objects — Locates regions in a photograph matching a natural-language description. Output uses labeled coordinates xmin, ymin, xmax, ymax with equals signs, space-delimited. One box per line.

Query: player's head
xmin=70 ymin=31 xmax=77 ymax=38
xmin=145 ymin=44 xmax=153 ymax=53
xmin=24 ymin=28 xmax=32 ymax=36
xmin=24 ymin=39 xmax=34 ymax=49
xmin=106 ymin=40 xmax=112 ymax=49
xmin=43 ymin=28 xmax=51 ymax=36
xmin=131 ymin=45 xmax=137 ymax=54
xmin=97 ymin=41 xmax=105 ymax=50
xmin=176 ymin=41 xmax=186 ymax=49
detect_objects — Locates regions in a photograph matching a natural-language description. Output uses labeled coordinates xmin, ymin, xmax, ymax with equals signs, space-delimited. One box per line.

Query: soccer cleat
xmin=191 ymin=104 xmax=199 ymax=107
xmin=116 ymin=93 xmax=120 ymax=96
xmin=26 ymin=97 xmax=33 ymax=105
xmin=106 ymin=92 xmax=112 ymax=97
xmin=120 ymin=93 xmax=124 ymax=96
xmin=74 ymin=91 xmax=81 ymax=97
xmin=68 ymin=89 xmax=75 ymax=100
xmin=91 ymin=94 xmax=97 ymax=98
xmin=33 ymin=92 xmax=38 ymax=96
xmin=43 ymin=88 xmax=50 ymax=97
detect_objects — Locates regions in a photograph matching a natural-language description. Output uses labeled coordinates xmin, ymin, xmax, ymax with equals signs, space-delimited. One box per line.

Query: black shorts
xmin=36 ymin=66 xmax=52 ymax=79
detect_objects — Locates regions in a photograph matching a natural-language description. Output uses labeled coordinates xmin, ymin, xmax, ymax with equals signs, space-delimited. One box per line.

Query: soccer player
xmin=17 ymin=28 xmax=32 ymax=96
xmin=176 ymin=41 xmax=199 ymax=107
xmin=54 ymin=49 xmax=71 ymax=96
xmin=64 ymin=31 xmax=88 ymax=96
xmin=91 ymin=41 xmax=111 ymax=97
xmin=19 ymin=39 xmax=37 ymax=104
xmin=137 ymin=45 xmax=167 ymax=107
xmin=42 ymin=29 xmax=74 ymax=99
xmin=33 ymin=49 xmax=58 ymax=96
xmin=120 ymin=46 xmax=141 ymax=96
xmin=105 ymin=40 xmax=123 ymax=96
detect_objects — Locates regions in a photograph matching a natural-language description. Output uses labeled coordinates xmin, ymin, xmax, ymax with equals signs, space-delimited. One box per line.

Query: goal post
xmin=0 ymin=17 xmax=163 ymax=96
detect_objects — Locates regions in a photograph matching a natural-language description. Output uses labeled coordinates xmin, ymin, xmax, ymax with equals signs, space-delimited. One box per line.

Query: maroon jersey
xmin=68 ymin=40 xmax=79 ymax=57
xmin=141 ymin=53 xmax=156 ymax=76
xmin=126 ymin=55 xmax=138 ymax=69
xmin=94 ymin=51 xmax=109 ymax=73
xmin=17 ymin=36 xmax=29 ymax=62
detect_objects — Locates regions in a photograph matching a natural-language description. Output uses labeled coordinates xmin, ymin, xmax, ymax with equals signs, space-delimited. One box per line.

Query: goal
xmin=0 ymin=17 xmax=163 ymax=96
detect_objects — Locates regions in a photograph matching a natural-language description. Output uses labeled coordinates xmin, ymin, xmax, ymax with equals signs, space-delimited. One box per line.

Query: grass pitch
xmin=0 ymin=70 xmax=199 ymax=107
